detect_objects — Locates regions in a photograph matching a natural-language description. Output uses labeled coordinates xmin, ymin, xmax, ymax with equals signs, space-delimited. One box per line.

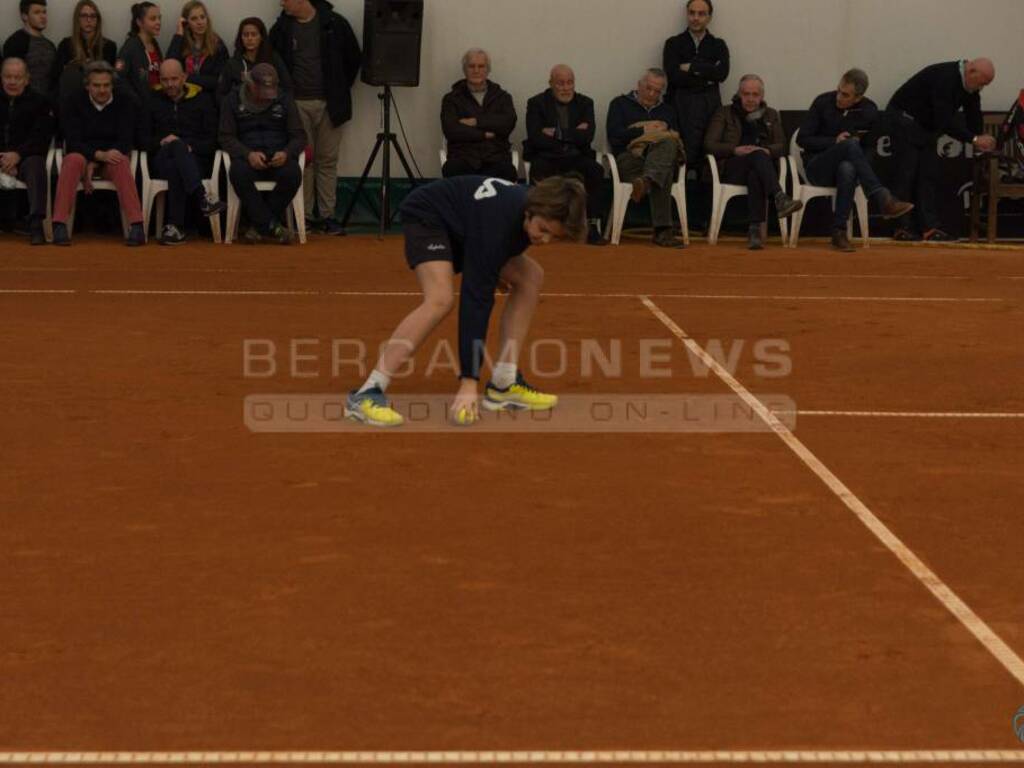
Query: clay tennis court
xmin=2 ymin=233 xmax=1024 ymax=766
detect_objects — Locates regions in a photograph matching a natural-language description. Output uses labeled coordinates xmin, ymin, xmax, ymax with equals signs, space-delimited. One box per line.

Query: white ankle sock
xmin=492 ymin=362 xmax=517 ymax=389
xmin=358 ymin=369 xmax=391 ymax=394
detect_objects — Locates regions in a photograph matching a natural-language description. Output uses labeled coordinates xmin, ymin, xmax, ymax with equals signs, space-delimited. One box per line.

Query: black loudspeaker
xmin=361 ymin=0 xmax=423 ymax=87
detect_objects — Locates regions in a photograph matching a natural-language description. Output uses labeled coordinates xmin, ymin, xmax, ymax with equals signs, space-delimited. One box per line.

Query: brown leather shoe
xmin=630 ymin=177 xmax=649 ymax=203
xmin=879 ymin=196 xmax=915 ymax=219
xmin=831 ymin=229 xmax=856 ymax=252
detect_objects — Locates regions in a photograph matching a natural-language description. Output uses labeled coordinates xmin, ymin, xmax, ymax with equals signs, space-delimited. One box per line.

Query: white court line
xmin=0 ymin=289 xmax=77 ymax=294
xmin=0 ymin=289 xmax=1010 ymax=303
xmin=1 ymin=751 xmax=1024 ymax=765
xmin=781 ymin=410 xmax=1024 ymax=419
xmin=640 ymin=295 xmax=1024 ymax=690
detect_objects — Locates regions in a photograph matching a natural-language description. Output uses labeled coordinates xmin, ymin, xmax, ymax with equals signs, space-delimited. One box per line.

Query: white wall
xmin=5 ymin=0 xmax=1022 ymax=176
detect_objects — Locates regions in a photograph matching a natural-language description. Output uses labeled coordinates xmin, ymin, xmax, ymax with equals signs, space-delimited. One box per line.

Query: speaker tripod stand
xmin=340 ymin=86 xmax=418 ymax=238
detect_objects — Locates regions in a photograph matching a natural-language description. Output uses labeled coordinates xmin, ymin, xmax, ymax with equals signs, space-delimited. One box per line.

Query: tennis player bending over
xmin=345 ymin=174 xmax=587 ymax=427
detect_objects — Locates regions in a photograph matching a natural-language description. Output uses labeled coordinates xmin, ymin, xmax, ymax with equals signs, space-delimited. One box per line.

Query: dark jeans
xmin=229 ymin=158 xmax=303 ymax=233
xmin=528 ymin=154 xmax=605 ymax=222
xmin=616 ymin=139 xmax=682 ymax=228
xmin=805 ymin=140 xmax=884 ymax=230
xmin=15 ymin=154 xmax=48 ymax=220
xmin=442 ymin=156 xmax=518 ymax=183
xmin=723 ymin=151 xmax=781 ymax=224
xmin=153 ymin=141 xmax=209 ymax=228
xmin=885 ymin=110 xmax=940 ymax=231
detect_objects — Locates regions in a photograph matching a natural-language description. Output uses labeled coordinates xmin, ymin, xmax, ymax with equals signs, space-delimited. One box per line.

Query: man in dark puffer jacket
xmin=219 ymin=63 xmax=307 ymax=245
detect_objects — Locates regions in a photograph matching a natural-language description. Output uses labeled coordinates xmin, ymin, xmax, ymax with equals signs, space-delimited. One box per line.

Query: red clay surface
xmin=2 ymin=234 xmax=1024 ymax=761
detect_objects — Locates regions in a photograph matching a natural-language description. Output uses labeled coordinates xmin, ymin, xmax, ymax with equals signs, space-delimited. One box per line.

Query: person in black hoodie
xmin=663 ymin=0 xmax=729 ymax=229
xmin=3 ymin=0 xmax=59 ymax=102
xmin=166 ymin=1 xmax=228 ymax=97
xmin=0 ymin=57 xmax=56 ymax=244
xmin=52 ymin=60 xmax=145 ymax=246
xmin=147 ymin=59 xmax=225 ymax=245
xmin=117 ymin=2 xmax=164 ymax=109
xmin=884 ymin=58 xmax=996 ymax=241
xmin=219 ymin=63 xmax=307 ymax=245
xmin=218 ymin=17 xmax=292 ymax=101
xmin=524 ymin=64 xmax=606 ymax=245
xmin=270 ymin=0 xmax=361 ymax=235
xmin=441 ymin=49 xmax=518 ymax=183
xmin=797 ymin=68 xmax=913 ymax=251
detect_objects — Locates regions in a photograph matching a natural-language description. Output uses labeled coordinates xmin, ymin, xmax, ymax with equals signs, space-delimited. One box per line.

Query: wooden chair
xmin=969 ymin=114 xmax=1024 ymax=242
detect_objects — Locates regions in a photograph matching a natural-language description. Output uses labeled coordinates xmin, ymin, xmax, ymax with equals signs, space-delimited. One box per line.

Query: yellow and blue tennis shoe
xmin=345 ymin=386 xmax=405 ymax=427
xmin=482 ymin=372 xmax=558 ymax=412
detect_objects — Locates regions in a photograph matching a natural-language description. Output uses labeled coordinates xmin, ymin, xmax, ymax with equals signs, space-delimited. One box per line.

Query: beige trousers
xmin=295 ymin=99 xmax=345 ymax=219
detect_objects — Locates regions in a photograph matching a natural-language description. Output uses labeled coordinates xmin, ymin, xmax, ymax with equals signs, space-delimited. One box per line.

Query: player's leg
xmin=482 ymin=254 xmax=558 ymax=412
xmin=346 ymin=260 xmax=454 ymax=427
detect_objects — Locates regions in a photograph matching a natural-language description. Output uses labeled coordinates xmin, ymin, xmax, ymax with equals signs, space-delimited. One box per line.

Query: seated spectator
xmin=0 ymin=57 xmax=56 ymax=245
xmin=884 ymin=58 xmax=996 ymax=241
xmin=146 ymin=59 xmax=224 ymax=245
xmin=606 ymin=68 xmax=685 ymax=249
xmin=219 ymin=63 xmax=306 ymax=245
xmin=798 ymin=69 xmax=913 ymax=251
xmin=55 ymin=0 xmax=117 ymax=105
xmin=52 ymin=61 xmax=145 ymax=246
xmin=218 ymin=17 xmax=292 ymax=100
xmin=117 ymin=2 xmax=163 ymax=107
xmin=3 ymin=0 xmax=59 ymax=102
xmin=705 ymin=74 xmax=801 ymax=250
xmin=441 ymin=48 xmax=517 ymax=182
xmin=167 ymin=1 xmax=228 ymax=96
xmin=524 ymin=64 xmax=607 ymax=245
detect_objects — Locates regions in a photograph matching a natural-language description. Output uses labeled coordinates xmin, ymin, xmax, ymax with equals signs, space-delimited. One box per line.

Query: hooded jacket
xmin=146 ymin=82 xmax=218 ymax=156
xmin=0 ymin=85 xmax=55 ymax=157
xmin=268 ymin=0 xmax=361 ymax=127
xmin=441 ymin=79 xmax=517 ymax=168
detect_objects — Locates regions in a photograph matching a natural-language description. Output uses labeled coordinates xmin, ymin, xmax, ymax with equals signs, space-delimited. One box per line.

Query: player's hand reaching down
xmin=451 ymin=379 xmax=480 ymax=425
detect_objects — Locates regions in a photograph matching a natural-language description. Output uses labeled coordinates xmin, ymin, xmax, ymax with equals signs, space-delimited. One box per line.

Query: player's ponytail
xmin=525 ymin=176 xmax=588 ymax=243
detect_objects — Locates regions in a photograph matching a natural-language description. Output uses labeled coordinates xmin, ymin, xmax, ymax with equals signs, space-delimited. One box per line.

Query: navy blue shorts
xmin=403 ymin=220 xmax=463 ymax=273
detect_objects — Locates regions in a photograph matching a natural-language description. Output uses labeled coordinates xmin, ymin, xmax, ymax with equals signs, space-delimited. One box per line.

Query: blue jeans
xmin=805 ymin=140 xmax=884 ymax=230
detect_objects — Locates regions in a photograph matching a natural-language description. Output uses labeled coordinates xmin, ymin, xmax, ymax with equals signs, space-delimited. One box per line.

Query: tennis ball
xmin=456 ymin=408 xmax=475 ymax=426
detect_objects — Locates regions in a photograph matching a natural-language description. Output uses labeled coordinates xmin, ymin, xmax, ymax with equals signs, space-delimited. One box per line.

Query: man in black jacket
xmin=885 ymin=58 xmax=996 ymax=241
xmin=219 ymin=63 xmax=307 ymax=245
xmin=797 ymin=68 xmax=913 ymax=251
xmin=441 ymin=48 xmax=517 ymax=183
xmin=663 ymin=0 xmax=728 ymax=228
xmin=524 ymin=65 xmax=605 ymax=245
xmin=52 ymin=60 xmax=144 ymax=246
xmin=270 ymin=0 xmax=361 ymax=236
xmin=147 ymin=59 xmax=225 ymax=245
xmin=2 ymin=0 xmax=59 ymax=102
xmin=607 ymin=68 xmax=684 ymax=248
xmin=0 ymin=57 xmax=55 ymax=244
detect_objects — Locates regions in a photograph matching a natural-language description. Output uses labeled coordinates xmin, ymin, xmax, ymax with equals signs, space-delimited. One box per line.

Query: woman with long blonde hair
xmin=167 ymin=0 xmax=228 ymax=94
xmin=56 ymin=0 xmax=116 ymax=70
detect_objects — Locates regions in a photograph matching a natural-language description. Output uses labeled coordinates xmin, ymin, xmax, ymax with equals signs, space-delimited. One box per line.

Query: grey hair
xmin=83 ymin=59 xmax=116 ymax=84
xmin=841 ymin=68 xmax=869 ymax=97
xmin=644 ymin=67 xmax=668 ymax=82
xmin=738 ymin=73 xmax=765 ymax=91
xmin=462 ymin=48 xmax=491 ymax=74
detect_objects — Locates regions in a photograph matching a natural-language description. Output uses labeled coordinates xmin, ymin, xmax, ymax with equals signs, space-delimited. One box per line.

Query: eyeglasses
xmin=79 ymin=12 xmax=98 ymax=19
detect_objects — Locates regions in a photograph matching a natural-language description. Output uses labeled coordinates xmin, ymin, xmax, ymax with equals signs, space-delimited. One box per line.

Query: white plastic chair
xmin=55 ymin=147 xmax=139 ymax=239
xmin=10 ymin=142 xmax=56 ymax=242
xmin=706 ymin=153 xmax=789 ymax=246
xmin=439 ymin=141 xmax=521 ymax=179
xmin=141 ymin=150 xmax=224 ymax=244
xmin=787 ymin=129 xmax=869 ymax=248
xmin=602 ymin=151 xmax=689 ymax=246
xmin=222 ymin=150 xmax=306 ymax=244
